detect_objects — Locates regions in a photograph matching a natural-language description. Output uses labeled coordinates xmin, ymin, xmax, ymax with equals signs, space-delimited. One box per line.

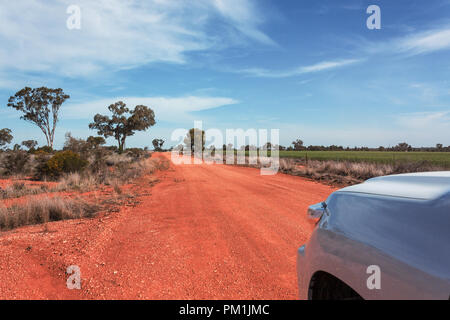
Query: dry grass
xmin=0 ymin=154 xmax=170 ymax=200
xmin=0 ymin=153 xmax=170 ymax=232
xmin=56 ymin=172 xmax=98 ymax=191
xmin=230 ymin=156 xmax=447 ymax=186
xmin=57 ymin=154 xmax=168 ymax=191
xmin=0 ymin=196 xmax=100 ymax=231
xmin=279 ymin=158 xmax=446 ymax=186
xmin=0 ymin=182 xmax=48 ymax=199
xmin=104 ymin=153 xmax=134 ymax=166
xmin=111 ymin=180 xmax=122 ymax=194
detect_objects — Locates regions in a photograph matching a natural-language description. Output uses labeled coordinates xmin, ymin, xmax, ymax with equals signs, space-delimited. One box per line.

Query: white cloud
xmin=395 ymin=111 xmax=450 ymax=129
xmin=364 ymin=27 xmax=450 ymax=56
xmin=398 ymin=28 xmax=450 ymax=55
xmin=238 ymin=59 xmax=362 ymax=78
xmin=212 ymin=0 xmax=274 ymax=45
xmin=0 ymin=0 xmax=272 ymax=78
xmin=300 ymin=60 xmax=361 ymax=73
xmin=62 ymin=95 xmax=239 ymax=122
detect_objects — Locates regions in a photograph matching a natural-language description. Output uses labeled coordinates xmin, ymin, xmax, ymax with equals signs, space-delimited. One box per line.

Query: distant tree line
xmin=231 ymin=140 xmax=450 ymax=152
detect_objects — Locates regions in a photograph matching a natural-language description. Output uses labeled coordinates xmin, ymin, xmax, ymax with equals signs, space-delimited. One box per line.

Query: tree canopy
xmin=89 ymin=101 xmax=155 ymax=153
xmin=0 ymin=128 xmax=13 ymax=148
xmin=184 ymin=128 xmax=205 ymax=153
xmin=152 ymin=138 xmax=165 ymax=151
xmin=292 ymin=139 xmax=304 ymax=151
xmin=87 ymin=136 xmax=106 ymax=148
xmin=7 ymin=87 xmax=70 ymax=148
xmin=21 ymin=139 xmax=38 ymax=150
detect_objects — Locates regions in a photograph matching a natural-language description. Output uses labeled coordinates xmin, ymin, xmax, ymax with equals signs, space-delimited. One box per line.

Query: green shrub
xmin=37 ymin=151 xmax=88 ymax=179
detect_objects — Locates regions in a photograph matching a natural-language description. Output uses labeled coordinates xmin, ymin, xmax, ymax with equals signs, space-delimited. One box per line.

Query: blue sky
xmin=1 ymin=0 xmax=449 ymax=149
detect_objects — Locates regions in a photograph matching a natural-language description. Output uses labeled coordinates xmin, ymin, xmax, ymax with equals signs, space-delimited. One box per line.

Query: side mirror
xmin=307 ymin=202 xmax=327 ymax=219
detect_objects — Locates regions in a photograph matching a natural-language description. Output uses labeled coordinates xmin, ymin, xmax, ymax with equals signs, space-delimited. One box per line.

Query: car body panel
xmin=297 ymin=172 xmax=450 ymax=300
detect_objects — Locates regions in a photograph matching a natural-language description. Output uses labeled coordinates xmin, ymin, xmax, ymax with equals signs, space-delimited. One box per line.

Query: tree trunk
xmin=118 ymin=137 xmax=126 ymax=154
xmin=44 ymin=132 xmax=51 ymax=149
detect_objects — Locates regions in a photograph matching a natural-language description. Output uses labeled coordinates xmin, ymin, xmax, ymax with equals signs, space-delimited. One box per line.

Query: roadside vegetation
xmin=278 ymin=158 xmax=447 ymax=186
xmin=0 ymin=86 xmax=168 ymax=232
xmin=236 ymin=140 xmax=450 ymax=167
xmin=278 ymin=151 xmax=450 ymax=167
xmin=0 ymin=197 xmax=99 ymax=231
xmin=225 ymin=155 xmax=448 ymax=186
xmin=223 ymin=139 xmax=450 ymax=186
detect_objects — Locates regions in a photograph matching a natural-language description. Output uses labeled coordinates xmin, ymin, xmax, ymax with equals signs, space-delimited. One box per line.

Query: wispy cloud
xmin=238 ymin=59 xmax=362 ymax=78
xmin=397 ymin=28 xmax=450 ymax=55
xmin=0 ymin=0 xmax=272 ymax=78
xmin=364 ymin=26 xmax=450 ymax=56
xmin=394 ymin=111 xmax=450 ymax=129
xmin=212 ymin=0 xmax=274 ymax=45
xmin=62 ymin=96 xmax=239 ymax=122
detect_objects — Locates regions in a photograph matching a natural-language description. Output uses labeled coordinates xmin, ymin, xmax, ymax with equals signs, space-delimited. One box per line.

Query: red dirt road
xmin=0 ymin=153 xmax=335 ymax=299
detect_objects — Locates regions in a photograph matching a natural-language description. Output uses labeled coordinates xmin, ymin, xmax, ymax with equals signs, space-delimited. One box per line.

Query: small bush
xmin=89 ymin=148 xmax=109 ymax=175
xmin=63 ymin=133 xmax=90 ymax=156
xmin=154 ymin=158 xmax=170 ymax=171
xmin=56 ymin=172 xmax=99 ymax=191
xmin=37 ymin=151 xmax=88 ymax=179
xmin=126 ymin=148 xmax=149 ymax=160
xmin=0 ymin=150 xmax=30 ymax=176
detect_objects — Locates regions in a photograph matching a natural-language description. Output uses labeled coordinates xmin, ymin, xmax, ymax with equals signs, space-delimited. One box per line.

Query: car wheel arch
xmin=308 ymin=270 xmax=363 ymax=300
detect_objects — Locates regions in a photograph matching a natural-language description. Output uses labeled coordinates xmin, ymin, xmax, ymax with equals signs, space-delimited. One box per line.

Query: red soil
xmin=0 ymin=153 xmax=336 ymax=299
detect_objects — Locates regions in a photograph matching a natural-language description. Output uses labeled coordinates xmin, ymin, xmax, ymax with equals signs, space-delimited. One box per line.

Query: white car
xmin=297 ymin=171 xmax=450 ymax=300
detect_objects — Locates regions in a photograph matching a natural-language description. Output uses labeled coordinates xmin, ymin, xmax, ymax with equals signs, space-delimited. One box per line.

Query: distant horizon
xmin=1 ymin=1 xmax=449 ymax=149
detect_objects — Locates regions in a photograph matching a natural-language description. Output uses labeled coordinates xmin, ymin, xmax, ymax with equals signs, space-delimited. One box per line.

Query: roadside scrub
xmin=56 ymin=154 xmax=169 ymax=191
xmin=0 ymin=196 xmax=100 ymax=231
xmin=228 ymin=156 xmax=447 ymax=186
xmin=282 ymin=158 xmax=447 ymax=186
xmin=0 ymin=151 xmax=168 ymax=198
xmin=0 ymin=182 xmax=49 ymax=199
xmin=0 ymin=154 xmax=170 ymax=232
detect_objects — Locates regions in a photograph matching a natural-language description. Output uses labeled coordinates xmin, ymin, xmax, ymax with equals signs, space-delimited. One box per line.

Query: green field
xmin=265 ymin=151 xmax=450 ymax=167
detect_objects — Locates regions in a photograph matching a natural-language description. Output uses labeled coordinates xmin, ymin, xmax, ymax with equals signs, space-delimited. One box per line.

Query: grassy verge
xmin=0 ymin=155 xmax=170 ymax=231
xmin=0 ymin=197 xmax=100 ymax=231
xmin=242 ymin=151 xmax=450 ymax=167
xmin=278 ymin=158 xmax=447 ymax=186
xmin=0 ymin=182 xmax=49 ymax=199
xmin=227 ymin=155 xmax=448 ymax=186
xmin=0 ymin=155 xmax=169 ymax=199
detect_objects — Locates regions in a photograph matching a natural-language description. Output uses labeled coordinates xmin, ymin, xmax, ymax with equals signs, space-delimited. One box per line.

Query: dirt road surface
xmin=0 ymin=153 xmax=336 ymax=299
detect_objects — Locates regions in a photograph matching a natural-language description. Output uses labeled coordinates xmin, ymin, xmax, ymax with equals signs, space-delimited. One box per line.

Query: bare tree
xmin=7 ymin=87 xmax=70 ymax=148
